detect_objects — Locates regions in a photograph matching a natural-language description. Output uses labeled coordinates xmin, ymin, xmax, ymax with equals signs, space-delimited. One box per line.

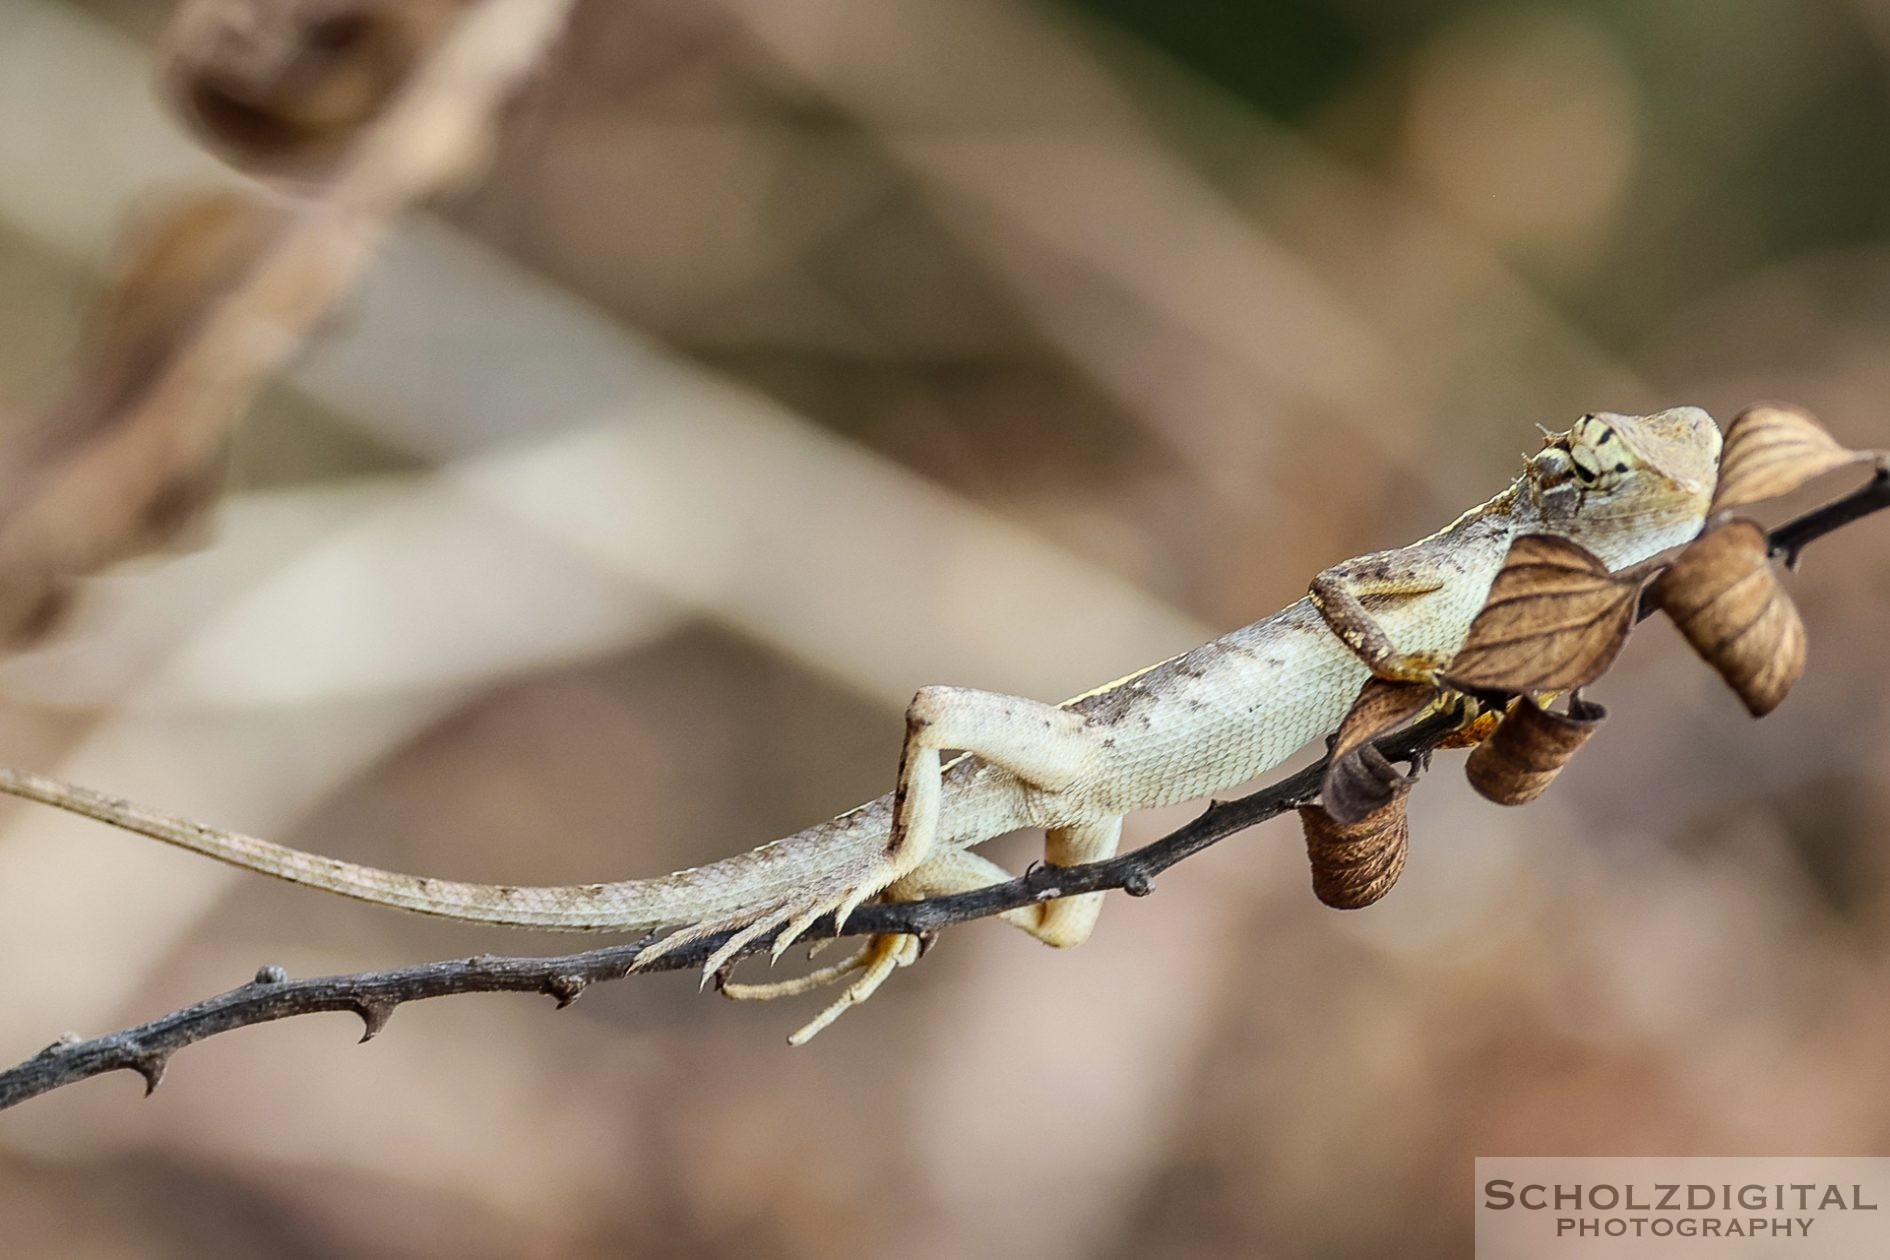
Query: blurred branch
xmin=0 ymin=469 xmax=1883 ymax=1110
xmin=0 ymin=0 xmax=572 ymax=641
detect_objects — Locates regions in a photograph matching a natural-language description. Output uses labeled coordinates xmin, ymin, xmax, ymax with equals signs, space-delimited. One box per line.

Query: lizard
xmin=0 ymin=408 xmax=1722 ymax=1043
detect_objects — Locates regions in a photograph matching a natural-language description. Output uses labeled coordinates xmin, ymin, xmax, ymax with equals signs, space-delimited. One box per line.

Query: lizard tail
xmin=0 ymin=764 xmax=892 ymax=933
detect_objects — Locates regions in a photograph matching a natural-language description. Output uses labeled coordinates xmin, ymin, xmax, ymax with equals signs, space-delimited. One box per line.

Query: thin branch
xmin=1770 ymin=462 xmax=1890 ymax=565
xmin=0 ymin=475 xmax=1883 ymax=1110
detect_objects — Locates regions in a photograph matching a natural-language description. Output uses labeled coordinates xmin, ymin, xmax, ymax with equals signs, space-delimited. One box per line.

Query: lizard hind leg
xmin=893 ymin=684 xmax=1099 ymax=866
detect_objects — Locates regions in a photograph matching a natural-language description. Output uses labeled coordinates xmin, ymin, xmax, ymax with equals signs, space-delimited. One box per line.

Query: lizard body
xmin=0 ymin=409 xmax=1722 ymax=1040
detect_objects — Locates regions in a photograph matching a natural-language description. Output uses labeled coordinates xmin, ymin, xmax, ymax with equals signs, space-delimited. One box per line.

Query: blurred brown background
xmin=0 ymin=0 xmax=1888 ymax=1255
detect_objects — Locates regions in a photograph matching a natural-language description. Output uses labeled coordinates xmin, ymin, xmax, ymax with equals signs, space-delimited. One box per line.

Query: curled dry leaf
xmin=1329 ymin=677 xmax=1436 ymax=764
xmin=1300 ymin=796 xmax=1410 ymax=910
xmin=1443 ymin=534 xmax=1640 ymax=695
xmin=162 ymin=0 xmax=468 ymax=175
xmin=1649 ymin=519 xmax=1806 ymax=716
xmin=1319 ymin=677 xmax=1432 ymax=824
xmin=1711 ymin=403 xmax=1874 ymax=514
xmin=1464 ymin=695 xmax=1607 ymax=806
xmin=1321 ymin=745 xmax=1410 ymax=828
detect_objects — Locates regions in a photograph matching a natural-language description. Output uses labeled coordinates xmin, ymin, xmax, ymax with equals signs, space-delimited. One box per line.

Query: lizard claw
xmin=632 ymin=854 xmax=910 ymax=1017
xmin=761 ymin=855 xmax=902 ymax=961
xmin=787 ymin=933 xmax=921 ymax=1044
xmin=723 ymin=933 xmax=923 ymax=1044
xmin=703 ymin=857 xmax=928 ymax=1041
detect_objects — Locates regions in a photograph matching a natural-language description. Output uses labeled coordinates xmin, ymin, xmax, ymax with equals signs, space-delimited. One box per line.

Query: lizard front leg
xmin=1308 ymin=552 xmax=1449 ymax=682
xmin=880 ymin=815 xmax=1123 ymax=953
xmin=1035 ymin=816 xmax=1124 ymax=947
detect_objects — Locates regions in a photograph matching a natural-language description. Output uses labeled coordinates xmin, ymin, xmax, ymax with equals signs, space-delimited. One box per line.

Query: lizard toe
xmin=785 ymin=932 xmax=921 ymax=1045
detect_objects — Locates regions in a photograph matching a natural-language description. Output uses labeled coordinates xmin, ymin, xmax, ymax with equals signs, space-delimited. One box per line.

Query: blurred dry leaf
xmin=1649 ymin=519 xmax=1806 ymax=717
xmin=0 ymin=187 xmax=302 ymax=643
xmin=1443 ymin=534 xmax=1640 ymax=695
xmin=162 ymin=0 xmax=468 ymax=175
xmin=46 ymin=187 xmax=294 ymax=457
xmin=1464 ymin=695 xmax=1607 ymax=806
xmin=1319 ymin=677 xmax=1431 ymax=824
xmin=1299 ymin=796 xmax=1409 ymax=910
xmin=0 ymin=0 xmax=571 ymax=646
xmin=1711 ymin=402 xmax=1874 ymax=515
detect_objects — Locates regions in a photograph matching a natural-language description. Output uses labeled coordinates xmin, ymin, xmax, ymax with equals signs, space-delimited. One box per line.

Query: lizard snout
xmin=1528 ymin=445 xmax=1577 ymax=490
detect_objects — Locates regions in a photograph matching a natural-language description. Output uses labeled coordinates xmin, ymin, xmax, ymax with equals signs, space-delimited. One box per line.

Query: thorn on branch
xmin=132 ymin=1049 xmax=170 ymax=1096
xmin=352 ymin=998 xmax=395 ymax=1042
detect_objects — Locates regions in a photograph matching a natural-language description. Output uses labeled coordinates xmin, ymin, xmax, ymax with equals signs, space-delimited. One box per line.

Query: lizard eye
xmin=1565 ymin=414 xmax=1637 ymax=491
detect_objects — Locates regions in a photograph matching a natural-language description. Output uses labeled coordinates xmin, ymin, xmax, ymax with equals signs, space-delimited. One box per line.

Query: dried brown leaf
xmin=1464 ymin=696 xmax=1607 ymax=806
xmin=1649 ymin=519 xmax=1806 ymax=716
xmin=1711 ymin=402 xmax=1873 ymax=514
xmin=1320 ymin=744 xmax=1410 ymax=828
xmin=1300 ymin=796 xmax=1409 ymax=910
xmin=1330 ymin=677 xmax=1436 ymax=764
xmin=1318 ymin=678 xmax=1431 ymax=824
xmin=1443 ymin=535 xmax=1640 ymax=695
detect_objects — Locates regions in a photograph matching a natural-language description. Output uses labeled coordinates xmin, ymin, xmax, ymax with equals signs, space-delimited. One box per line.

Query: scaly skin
xmin=0 ymin=408 xmax=1722 ymax=1038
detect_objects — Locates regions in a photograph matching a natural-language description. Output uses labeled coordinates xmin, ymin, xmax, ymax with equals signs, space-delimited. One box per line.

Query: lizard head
xmin=1524 ymin=407 xmax=1722 ymax=568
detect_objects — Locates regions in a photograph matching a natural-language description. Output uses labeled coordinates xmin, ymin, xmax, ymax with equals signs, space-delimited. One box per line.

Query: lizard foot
xmin=721 ymin=931 xmax=922 ymax=1044
xmin=628 ymin=856 xmax=902 ymax=987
